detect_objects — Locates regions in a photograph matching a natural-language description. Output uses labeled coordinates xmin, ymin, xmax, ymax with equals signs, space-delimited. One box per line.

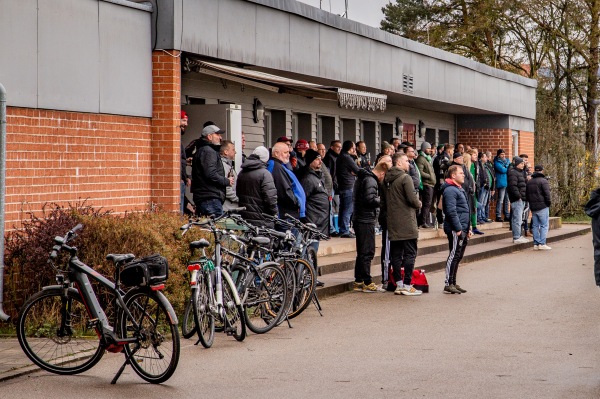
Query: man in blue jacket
xmin=493 ymin=149 xmax=510 ymax=222
xmin=441 ymin=165 xmax=472 ymax=294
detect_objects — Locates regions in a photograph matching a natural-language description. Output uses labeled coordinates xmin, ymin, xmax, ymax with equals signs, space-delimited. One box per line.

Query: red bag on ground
xmin=387 ymin=267 xmax=429 ymax=293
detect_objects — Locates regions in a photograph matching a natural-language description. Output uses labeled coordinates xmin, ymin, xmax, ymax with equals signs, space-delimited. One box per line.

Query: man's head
xmin=497 ymin=149 xmax=506 ymax=159
xmin=309 ymin=140 xmax=318 ymax=151
xmin=295 ymin=139 xmax=309 ymax=155
xmin=534 ymin=164 xmax=544 ymax=173
xmin=342 ymin=140 xmax=356 ymax=155
xmin=392 ymin=152 xmax=409 ymax=171
xmin=452 ymin=152 xmax=464 ymax=164
xmin=375 ymin=155 xmax=393 ymax=173
xmin=220 ymin=140 xmax=236 ymax=160
xmin=357 ymin=141 xmax=367 ymax=155
xmin=304 ymin=149 xmax=322 ymax=171
xmin=241 ymin=132 xmax=246 ymax=150
xmin=272 ymin=142 xmax=291 ymax=163
xmin=381 ymin=141 xmax=394 ymax=155
xmin=437 ymin=144 xmax=444 ymax=155
xmin=252 ymin=146 xmax=270 ymax=163
xmin=180 ymin=110 xmax=189 ymax=134
xmin=403 ymin=145 xmax=416 ymax=160
xmin=514 ymin=156 xmax=525 ymax=170
xmin=201 ymin=124 xmax=225 ymax=145
xmin=330 ymin=140 xmax=342 ymax=154
xmin=444 ymin=143 xmax=455 ymax=154
xmin=420 ymin=141 xmax=432 ymax=155
xmin=485 ymin=151 xmax=492 ymax=159
xmin=448 ymin=164 xmax=465 ymax=185
xmin=277 ymin=136 xmax=293 ymax=151
xmin=519 ymin=154 xmax=529 ymax=166
xmin=390 ymin=137 xmax=400 ymax=150
xmin=317 ymin=143 xmax=326 ymax=158
xmin=456 ymin=143 xmax=465 ymax=154
xmin=478 ymin=151 xmax=488 ymax=163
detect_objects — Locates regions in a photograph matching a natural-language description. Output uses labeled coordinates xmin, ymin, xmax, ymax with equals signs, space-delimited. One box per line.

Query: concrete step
xmin=314 ymin=222 xmax=589 ymax=299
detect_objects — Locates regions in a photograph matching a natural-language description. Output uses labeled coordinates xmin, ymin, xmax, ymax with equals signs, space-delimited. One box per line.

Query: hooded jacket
xmin=384 ymin=167 xmax=421 ymax=241
xmin=507 ymin=166 xmax=527 ymax=202
xmin=236 ymin=155 xmax=278 ymax=228
xmin=352 ymin=168 xmax=380 ymax=224
xmin=191 ymin=139 xmax=229 ymax=202
xmin=441 ymin=178 xmax=471 ymax=234
xmin=221 ymin=156 xmax=239 ymax=211
xmin=494 ymin=156 xmax=510 ymax=189
xmin=299 ymin=167 xmax=330 ymax=235
xmin=526 ymin=172 xmax=551 ymax=212
xmin=416 ymin=152 xmax=436 ymax=187
xmin=267 ymin=158 xmax=306 ymax=218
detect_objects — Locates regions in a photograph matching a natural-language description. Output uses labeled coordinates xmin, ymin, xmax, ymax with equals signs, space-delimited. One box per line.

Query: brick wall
xmin=457 ymin=128 xmax=513 ymax=158
xmin=4 ymin=107 xmax=152 ymax=229
xmin=151 ymin=50 xmax=181 ymax=212
xmin=518 ymin=131 xmax=535 ymax=166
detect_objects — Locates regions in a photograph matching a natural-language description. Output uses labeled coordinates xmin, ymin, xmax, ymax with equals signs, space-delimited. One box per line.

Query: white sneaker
xmin=513 ymin=237 xmax=529 ymax=244
xmin=394 ymin=285 xmax=407 ymax=295
xmin=400 ymin=285 xmax=422 ymax=296
xmin=533 ymin=245 xmax=539 ymax=250
xmin=538 ymin=244 xmax=552 ymax=250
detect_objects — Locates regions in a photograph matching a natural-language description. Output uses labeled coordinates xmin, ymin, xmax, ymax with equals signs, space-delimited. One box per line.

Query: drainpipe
xmin=0 ymin=83 xmax=11 ymax=322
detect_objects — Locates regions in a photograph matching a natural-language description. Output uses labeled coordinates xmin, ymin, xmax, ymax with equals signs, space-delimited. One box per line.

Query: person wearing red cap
xmin=294 ymin=139 xmax=309 ymax=171
xmin=180 ymin=111 xmax=192 ymax=214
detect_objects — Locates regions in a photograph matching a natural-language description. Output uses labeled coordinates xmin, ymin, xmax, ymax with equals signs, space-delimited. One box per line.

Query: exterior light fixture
xmin=418 ymin=120 xmax=426 ymax=138
xmin=395 ymin=117 xmax=403 ymax=136
xmin=253 ymin=98 xmax=264 ymax=123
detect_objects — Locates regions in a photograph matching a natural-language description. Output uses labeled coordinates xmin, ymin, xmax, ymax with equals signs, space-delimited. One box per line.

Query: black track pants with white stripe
xmin=445 ymin=231 xmax=469 ymax=286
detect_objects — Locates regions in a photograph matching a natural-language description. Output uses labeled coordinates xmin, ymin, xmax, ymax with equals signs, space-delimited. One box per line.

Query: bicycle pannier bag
xmin=120 ymin=254 xmax=169 ymax=287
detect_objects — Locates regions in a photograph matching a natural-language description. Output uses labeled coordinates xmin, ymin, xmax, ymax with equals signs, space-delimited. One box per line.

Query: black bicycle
xmin=16 ymin=224 xmax=180 ymax=384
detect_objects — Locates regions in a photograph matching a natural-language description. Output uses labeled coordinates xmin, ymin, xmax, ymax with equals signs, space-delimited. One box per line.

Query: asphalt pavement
xmin=0 ymin=233 xmax=599 ymax=398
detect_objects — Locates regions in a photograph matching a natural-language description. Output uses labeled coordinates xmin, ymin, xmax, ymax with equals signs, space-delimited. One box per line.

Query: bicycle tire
xmin=306 ymin=246 xmax=319 ymax=275
xmin=242 ymin=263 xmax=288 ymax=334
xmin=275 ymin=260 xmax=296 ymax=326
xmin=192 ymin=271 xmax=215 ymax=348
xmin=288 ymin=258 xmax=317 ymax=319
xmin=17 ymin=288 xmax=104 ymax=375
xmin=221 ymin=270 xmax=246 ymax=341
xmin=120 ymin=288 xmax=180 ymax=384
xmin=181 ymin=298 xmax=196 ymax=339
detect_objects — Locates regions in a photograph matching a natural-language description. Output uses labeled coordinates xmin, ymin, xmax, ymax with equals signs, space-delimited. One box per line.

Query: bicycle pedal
xmin=86 ymin=319 xmax=99 ymax=329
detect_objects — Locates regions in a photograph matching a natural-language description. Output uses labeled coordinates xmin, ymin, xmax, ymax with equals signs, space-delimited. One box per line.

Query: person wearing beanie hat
xmin=236 ymin=146 xmax=278 ymax=228
xmin=416 ymin=141 xmax=436 ymax=228
xmin=375 ymin=141 xmax=395 ymax=165
xmin=507 ymin=156 xmax=528 ymax=243
xmin=493 ymin=148 xmax=510 ymax=221
xmin=299 ymin=149 xmax=329 ymax=281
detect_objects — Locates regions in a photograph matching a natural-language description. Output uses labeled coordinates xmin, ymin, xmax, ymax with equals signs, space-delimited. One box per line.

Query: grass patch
xmin=561 ymin=213 xmax=591 ymax=224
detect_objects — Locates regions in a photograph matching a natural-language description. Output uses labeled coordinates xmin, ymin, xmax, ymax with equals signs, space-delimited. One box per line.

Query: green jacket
xmin=384 ymin=167 xmax=421 ymax=241
xmin=415 ymin=153 xmax=436 ymax=187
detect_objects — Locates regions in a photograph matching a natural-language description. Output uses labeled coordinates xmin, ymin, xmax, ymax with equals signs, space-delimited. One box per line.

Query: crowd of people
xmin=180 ymin=111 xmax=552 ymax=296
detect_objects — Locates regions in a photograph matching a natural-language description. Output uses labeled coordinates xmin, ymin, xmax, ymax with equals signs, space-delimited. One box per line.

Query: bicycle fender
xmin=41 ymin=285 xmax=79 ymax=296
xmin=153 ymin=290 xmax=179 ymax=326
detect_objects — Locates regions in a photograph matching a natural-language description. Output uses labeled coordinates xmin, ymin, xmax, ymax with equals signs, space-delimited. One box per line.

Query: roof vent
xmin=403 ymin=74 xmax=414 ymax=94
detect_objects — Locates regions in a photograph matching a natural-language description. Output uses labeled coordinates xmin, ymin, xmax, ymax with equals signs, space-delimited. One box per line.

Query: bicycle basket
xmin=120 ymin=254 xmax=169 ymax=287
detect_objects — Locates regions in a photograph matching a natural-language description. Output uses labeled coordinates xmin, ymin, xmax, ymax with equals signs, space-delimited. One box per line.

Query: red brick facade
xmin=4 ymin=108 xmax=152 ymax=228
xmin=457 ymin=129 xmax=535 ymax=165
xmin=150 ymin=50 xmax=181 ymax=212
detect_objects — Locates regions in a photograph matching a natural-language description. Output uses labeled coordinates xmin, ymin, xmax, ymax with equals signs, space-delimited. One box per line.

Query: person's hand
xmin=228 ymin=177 xmax=234 ymax=186
xmin=456 ymin=230 xmax=462 ymax=236
xmin=468 ymin=231 xmax=473 ymax=238
xmin=186 ymin=178 xmax=191 ymax=187
xmin=186 ymin=157 xmax=193 ymax=165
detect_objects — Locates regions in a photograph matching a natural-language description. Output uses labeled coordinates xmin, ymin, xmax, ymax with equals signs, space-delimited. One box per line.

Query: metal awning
xmin=184 ymin=58 xmax=387 ymax=112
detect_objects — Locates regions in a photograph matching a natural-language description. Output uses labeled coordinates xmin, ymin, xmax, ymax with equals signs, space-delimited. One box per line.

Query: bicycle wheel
xmin=192 ymin=271 xmax=215 ymax=348
xmin=120 ymin=288 xmax=180 ymax=384
xmin=243 ymin=263 xmax=288 ymax=334
xmin=306 ymin=246 xmax=319 ymax=275
xmin=275 ymin=260 xmax=296 ymax=326
xmin=288 ymin=258 xmax=317 ymax=319
xmin=17 ymin=288 xmax=104 ymax=375
xmin=222 ymin=271 xmax=246 ymax=341
xmin=181 ymin=297 xmax=196 ymax=339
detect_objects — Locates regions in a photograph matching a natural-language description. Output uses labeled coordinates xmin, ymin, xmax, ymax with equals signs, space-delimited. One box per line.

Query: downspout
xmin=0 ymin=83 xmax=11 ymax=321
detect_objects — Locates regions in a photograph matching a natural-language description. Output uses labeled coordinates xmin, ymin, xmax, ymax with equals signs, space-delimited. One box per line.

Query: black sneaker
xmin=443 ymin=285 xmax=461 ymax=294
xmin=340 ymin=233 xmax=356 ymax=238
xmin=495 ymin=218 xmax=503 ymax=222
xmin=330 ymin=232 xmax=339 ymax=237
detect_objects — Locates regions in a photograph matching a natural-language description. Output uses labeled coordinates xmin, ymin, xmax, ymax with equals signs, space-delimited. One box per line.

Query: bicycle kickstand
xmin=311 ymin=292 xmax=323 ymax=316
xmin=284 ymin=313 xmax=293 ymax=328
xmin=111 ymin=347 xmax=137 ymax=384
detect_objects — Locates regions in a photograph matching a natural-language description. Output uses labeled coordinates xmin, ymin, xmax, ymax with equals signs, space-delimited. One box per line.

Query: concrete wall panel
xmin=181 ymin=0 xmax=218 ymax=58
xmin=99 ymin=2 xmax=152 ymax=116
xmin=0 ymin=0 xmax=38 ymax=108
xmin=256 ymin=7 xmax=290 ymax=71
xmin=319 ymin=26 xmax=347 ymax=82
xmin=38 ymin=0 xmax=100 ymax=113
xmin=217 ymin=0 xmax=256 ymax=64
xmin=346 ymin=35 xmax=371 ymax=87
xmin=289 ymin=15 xmax=320 ymax=77
xmin=369 ymin=42 xmax=392 ymax=91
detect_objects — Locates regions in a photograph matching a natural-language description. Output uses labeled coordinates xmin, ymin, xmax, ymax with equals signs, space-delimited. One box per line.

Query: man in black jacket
xmin=299 ymin=149 xmax=330 ymax=240
xmin=269 ymin=142 xmax=301 ymax=219
xmin=191 ymin=124 xmax=234 ymax=217
xmin=584 ymin=188 xmax=600 ymax=286
xmin=236 ymin=146 xmax=278 ymax=228
xmin=433 ymin=143 xmax=454 ymax=224
xmin=352 ymin=159 xmax=390 ymax=293
xmin=441 ymin=165 xmax=472 ymax=294
xmin=323 ymin=140 xmax=341 ymax=236
xmin=336 ymin=141 xmax=360 ymax=238
xmin=526 ymin=165 xmax=551 ymax=250
xmin=507 ymin=157 xmax=528 ymax=243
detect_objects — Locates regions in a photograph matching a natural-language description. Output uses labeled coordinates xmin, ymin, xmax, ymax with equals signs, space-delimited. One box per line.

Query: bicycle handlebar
xmin=49 ymin=224 xmax=83 ymax=262
xmin=283 ymin=213 xmax=328 ymax=240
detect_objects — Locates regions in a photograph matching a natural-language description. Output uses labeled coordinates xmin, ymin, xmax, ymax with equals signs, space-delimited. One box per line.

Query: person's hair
xmin=342 ymin=140 xmax=354 ymax=153
xmin=444 ymin=143 xmax=454 ymax=151
xmin=463 ymin=152 xmax=472 ymax=169
xmin=456 ymin=142 xmax=464 ymax=150
xmin=402 ymin=145 xmax=414 ymax=154
xmin=390 ymin=137 xmax=400 ymax=144
xmin=203 ymin=120 xmax=215 ymax=128
xmin=373 ymin=156 xmax=391 ymax=173
xmin=392 ymin=152 xmax=407 ymax=166
xmin=317 ymin=142 xmax=326 ymax=148
xmin=220 ymin=140 xmax=234 ymax=154
xmin=356 ymin=140 xmax=365 ymax=147
xmin=519 ymin=153 xmax=528 ymax=159
xmin=448 ymin=164 xmax=461 ymax=178
xmin=478 ymin=151 xmax=485 ymax=160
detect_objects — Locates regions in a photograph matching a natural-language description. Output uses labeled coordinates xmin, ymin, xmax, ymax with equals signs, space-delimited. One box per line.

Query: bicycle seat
xmin=190 ymin=239 xmax=210 ymax=249
xmin=251 ymin=236 xmax=271 ymax=246
xmin=106 ymin=253 xmax=135 ymax=264
xmin=305 ymin=223 xmax=317 ymax=229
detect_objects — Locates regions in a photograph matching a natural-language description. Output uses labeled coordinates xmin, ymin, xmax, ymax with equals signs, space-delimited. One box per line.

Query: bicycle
xmin=181 ymin=210 xmax=248 ymax=347
xmin=16 ymin=224 xmax=180 ymax=384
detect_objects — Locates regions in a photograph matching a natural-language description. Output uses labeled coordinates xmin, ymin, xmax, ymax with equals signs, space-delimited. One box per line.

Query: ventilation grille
xmin=403 ymin=74 xmax=414 ymax=94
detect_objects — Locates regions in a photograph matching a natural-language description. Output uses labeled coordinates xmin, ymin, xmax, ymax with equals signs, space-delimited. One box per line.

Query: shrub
xmin=3 ymin=202 xmax=210 ymax=321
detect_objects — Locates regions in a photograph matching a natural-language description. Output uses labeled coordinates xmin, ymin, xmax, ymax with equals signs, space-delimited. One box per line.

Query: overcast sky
xmin=296 ymin=0 xmax=392 ymax=28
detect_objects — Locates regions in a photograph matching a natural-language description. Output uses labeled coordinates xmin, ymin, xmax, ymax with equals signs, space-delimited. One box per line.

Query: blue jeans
xmin=496 ymin=187 xmax=510 ymax=219
xmin=195 ymin=197 xmax=223 ymax=217
xmin=531 ymin=208 xmax=549 ymax=245
xmin=477 ymin=187 xmax=489 ymax=221
xmin=338 ymin=189 xmax=354 ymax=236
xmin=510 ymin=199 xmax=524 ymax=239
